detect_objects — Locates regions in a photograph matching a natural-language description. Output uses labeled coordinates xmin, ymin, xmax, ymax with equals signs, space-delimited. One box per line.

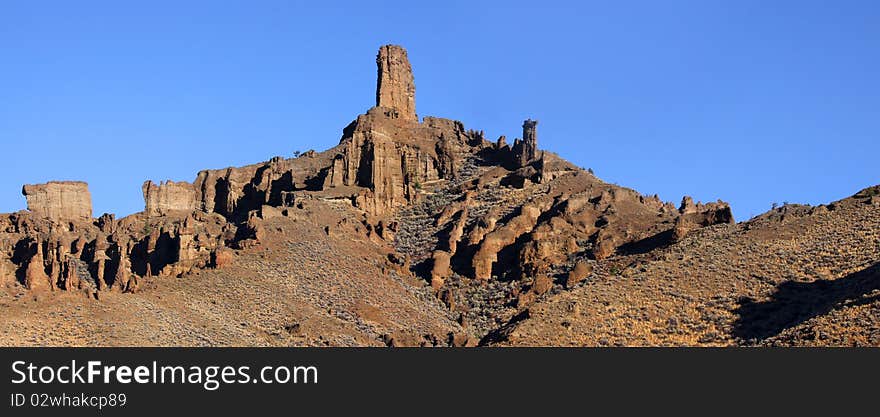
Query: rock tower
xmin=376 ymin=45 xmax=417 ymax=121
xmin=513 ymin=119 xmax=538 ymax=167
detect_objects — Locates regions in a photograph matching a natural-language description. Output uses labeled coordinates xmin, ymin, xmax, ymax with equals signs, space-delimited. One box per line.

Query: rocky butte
xmin=6 ymin=44 xmax=870 ymax=348
xmin=22 ymin=181 xmax=93 ymax=222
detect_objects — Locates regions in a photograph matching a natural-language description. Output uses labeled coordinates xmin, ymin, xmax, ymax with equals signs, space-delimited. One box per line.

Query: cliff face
xmin=193 ymin=156 xmax=297 ymax=221
xmin=321 ymin=108 xmax=484 ymax=215
xmin=143 ymin=181 xmax=197 ymax=215
xmin=22 ymin=181 xmax=93 ymax=221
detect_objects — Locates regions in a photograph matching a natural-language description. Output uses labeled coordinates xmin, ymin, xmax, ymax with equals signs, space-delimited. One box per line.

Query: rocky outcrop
xmin=513 ymin=119 xmax=538 ymax=168
xmin=0 ymin=257 xmax=12 ymax=286
xmin=430 ymin=250 xmax=452 ymax=291
xmin=24 ymin=241 xmax=52 ymax=292
xmin=491 ymin=119 xmax=541 ymax=171
xmin=376 ymin=45 xmax=416 ymax=121
xmin=472 ymin=198 xmax=554 ymax=280
xmin=22 ymin=181 xmax=92 ymax=222
xmin=2 ymin=46 xmax=431 ymax=295
xmin=143 ymin=180 xmax=197 ymax=215
xmin=413 ymin=166 xmax=736 ymax=288
xmin=321 ymin=108 xmax=480 ymax=215
xmin=566 ymin=261 xmax=593 ymax=289
xmin=1 ymin=42 xmax=742 ymax=317
xmin=194 ymin=157 xmax=297 ymax=221
xmin=673 ymin=196 xmax=735 ymax=241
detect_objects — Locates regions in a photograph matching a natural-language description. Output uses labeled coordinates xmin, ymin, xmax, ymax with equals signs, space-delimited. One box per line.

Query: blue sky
xmin=1 ymin=1 xmax=878 ymax=220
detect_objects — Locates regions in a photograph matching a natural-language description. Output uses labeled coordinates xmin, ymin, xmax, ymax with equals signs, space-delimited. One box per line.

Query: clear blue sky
xmin=2 ymin=1 xmax=878 ymax=220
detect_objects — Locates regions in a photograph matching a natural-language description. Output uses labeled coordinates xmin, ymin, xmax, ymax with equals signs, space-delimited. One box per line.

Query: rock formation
xmin=24 ymin=241 xmax=52 ymax=292
xmin=320 ymin=108 xmax=480 ymax=215
xmin=4 ymin=43 xmax=879 ymax=349
xmin=673 ymin=196 xmax=735 ymax=241
xmin=0 ymin=44 xmax=737 ymax=314
xmin=376 ymin=45 xmax=417 ymax=121
xmin=143 ymin=180 xmax=197 ymax=215
xmin=565 ymin=261 xmax=593 ymax=289
xmin=513 ymin=119 xmax=538 ymax=167
xmin=471 ymin=198 xmax=554 ymax=280
xmin=22 ymin=181 xmax=92 ymax=221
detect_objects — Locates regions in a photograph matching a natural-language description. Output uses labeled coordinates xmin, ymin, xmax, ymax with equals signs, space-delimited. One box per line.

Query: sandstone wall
xmin=143 ymin=180 xmax=197 ymax=215
xmin=321 ymin=107 xmax=480 ymax=215
xmin=22 ymin=181 xmax=92 ymax=221
xmin=194 ymin=157 xmax=296 ymax=221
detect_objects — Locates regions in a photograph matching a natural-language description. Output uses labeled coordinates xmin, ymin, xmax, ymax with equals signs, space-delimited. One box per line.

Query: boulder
xmin=213 ymin=248 xmax=234 ymax=269
xmin=565 ymin=261 xmax=593 ymax=289
xmin=430 ymin=250 xmax=452 ymax=291
xmin=532 ymin=274 xmax=553 ymax=295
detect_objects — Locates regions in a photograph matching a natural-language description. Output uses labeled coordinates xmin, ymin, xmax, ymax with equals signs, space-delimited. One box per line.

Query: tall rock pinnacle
xmin=522 ymin=119 xmax=538 ymax=163
xmin=512 ymin=119 xmax=538 ymax=167
xmin=376 ymin=45 xmax=417 ymax=121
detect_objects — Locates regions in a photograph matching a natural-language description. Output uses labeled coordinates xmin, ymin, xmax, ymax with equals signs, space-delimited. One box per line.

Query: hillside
xmin=1 ymin=45 xmax=876 ymax=347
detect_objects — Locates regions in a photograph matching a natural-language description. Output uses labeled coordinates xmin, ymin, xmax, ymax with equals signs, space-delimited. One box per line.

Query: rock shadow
xmin=733 ymin=262 xmax=880 ymax=341
xmin=616 ymin=229 xmax=674 ymax=256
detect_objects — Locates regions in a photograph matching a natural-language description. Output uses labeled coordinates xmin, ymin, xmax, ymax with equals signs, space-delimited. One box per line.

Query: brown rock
xmin=94 ymin=258 xmax=108 ymax=290
xmin=532 ymin=274 xmax=553 ymax=295
xmin=449 ymin=332 xmax=470 ymax=347
xmin=193 ymin=157 xmax=294 ymax=220
xmin=143 ymin=180 xmax=197 ymax=215
xmin=376 ymin=45 xmax=416 ymax=120
xmin=679 ymin=196 xmax=697 ymax=215
xmin=25 ymin=243 xmax=52 ymax=292
xmin=22 ymin=181 xmax=92 ymax=221
xmin=472 ymin=200 xmax=551 ymax=280
xmin=673 ymin=198 xmax=734 ymax=242
xmin=672 ymin=216 xmax=691 ymax=242
xmin=213 ymin=248 xmax=234 ymax=268
xmin=566 ymin=261 xmax=593 ymax=289
xmin=439 ymin=289 xmax=456 ymax=311
xmin=0 ymin=259 xmax=11 ymax=286
xmin=593 ymin=235 xmax=618 ymax=260
xmin=516 ymin=291 xmax=536 ymax=309
xmin=513 ymin=119 xmax=538 ymax=167
xmin=430 ymin=250 xmax=452 ymax=291
xmin=321 ymin=108 xmax=475 ymax=215
xmin=112 ymin=242 xmax=133 ymax=292
xmin=61 ymin=258 xmax=81 ymax=291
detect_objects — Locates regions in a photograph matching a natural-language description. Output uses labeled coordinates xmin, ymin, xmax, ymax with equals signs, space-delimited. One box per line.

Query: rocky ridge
xmin=1 ymin=45 xmax=875 ymax=347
